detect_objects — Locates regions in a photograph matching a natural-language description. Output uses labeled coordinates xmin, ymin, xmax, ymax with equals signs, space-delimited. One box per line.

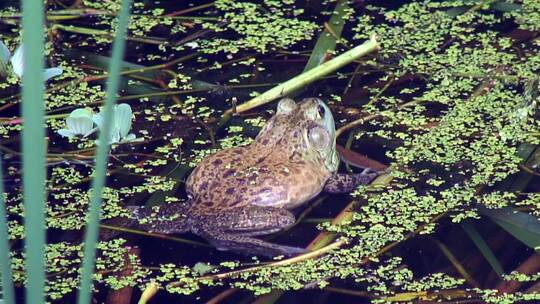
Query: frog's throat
xmin=325 ymin=140 xmax=339 ymax=172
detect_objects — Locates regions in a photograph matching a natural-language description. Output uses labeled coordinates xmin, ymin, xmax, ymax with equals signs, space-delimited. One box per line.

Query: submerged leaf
xmin=462 ymin=220 xmax=504 ymax=277
xmin=478 ymin=206 xmax=540 ymax=249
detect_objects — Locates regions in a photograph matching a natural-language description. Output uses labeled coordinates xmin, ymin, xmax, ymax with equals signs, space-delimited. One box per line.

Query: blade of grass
xmin=20 ymin=0 xmax=47 ymax=303
xmin=303 ymin=0 xmax=349 ymax=72
xmin=77 ymin=1 xmax=132 ymax=303
xmin=461 ymin=220 xmax=504 ymax=277
xmin=478 ymin=205 xmax=540 ymax=249
xmin=0 ymin=157 xmax=15 ymax=304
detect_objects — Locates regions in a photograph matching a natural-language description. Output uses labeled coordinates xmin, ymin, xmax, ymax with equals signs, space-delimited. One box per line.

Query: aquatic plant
xmin=93 ymin=103 xmax=141 ymax=145
xmin=57 ymin=108 xmax=96 ymax=138
xmin=57 ymin=103 xmax=140 ymax=145
xmin=0 ymin=40 xmax=63 ymax=81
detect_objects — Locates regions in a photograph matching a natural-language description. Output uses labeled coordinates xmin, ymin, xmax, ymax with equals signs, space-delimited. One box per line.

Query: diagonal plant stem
xmin=52 ymin=24 xmax=166 ymax=45
xmin=433 ymin=237 xmax=480 ymax=288
xmin=77 ymin=1 xmax=132 ymax=303
xmin=216 ymin=35 xmax=380 ymax=128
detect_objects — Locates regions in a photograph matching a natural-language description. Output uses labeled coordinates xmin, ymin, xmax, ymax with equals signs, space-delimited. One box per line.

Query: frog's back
xmin=186 ymin=144 xmax=331 ymax=213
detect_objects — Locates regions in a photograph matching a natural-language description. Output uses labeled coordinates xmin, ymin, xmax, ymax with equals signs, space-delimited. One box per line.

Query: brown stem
xmin=495 ymin=253 xmax=540 ymax=293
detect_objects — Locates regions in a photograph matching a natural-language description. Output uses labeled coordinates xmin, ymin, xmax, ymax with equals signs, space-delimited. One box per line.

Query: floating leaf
xmin=56 ymin=129 xmax=76 ymax=138
xmin=66 ymin=116 xmax=94 ymax=137
xmin=43 ymin=67 xmax=63 ymax=81
xmin=192 ymin=262 xmax=215 ymax=276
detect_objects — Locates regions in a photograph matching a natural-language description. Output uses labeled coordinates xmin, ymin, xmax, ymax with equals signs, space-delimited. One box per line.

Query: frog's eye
xmin=277 ymin=98 xmax=296 ymax=114
xmin=317 ymin=104 xmax=326 ymax=118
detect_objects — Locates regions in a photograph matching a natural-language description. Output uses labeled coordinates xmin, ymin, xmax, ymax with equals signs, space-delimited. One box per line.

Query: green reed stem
xmin=0 ymin=158 xmax=14 ymax=304
xmin=21 ymin=0 xmax=46 ymax=303
xmin=77 ymin=1 xmax=132 ymax=304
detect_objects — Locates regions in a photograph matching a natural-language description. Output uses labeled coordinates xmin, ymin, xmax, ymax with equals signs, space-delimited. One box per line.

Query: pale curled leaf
xmin=0 ymin=40 xmax=11 ymax=65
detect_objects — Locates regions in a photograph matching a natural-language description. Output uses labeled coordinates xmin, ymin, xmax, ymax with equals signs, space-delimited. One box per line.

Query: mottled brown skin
xmin=126 ymin=98 xmax=378 ymax=257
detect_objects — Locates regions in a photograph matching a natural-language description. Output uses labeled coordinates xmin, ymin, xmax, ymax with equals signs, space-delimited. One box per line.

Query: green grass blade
xmin=461 ymin=220 xmax=504 ymax=277
xmin=303 ymin=0 xmax=349 ymax=72
xmin=77 ymin=1 xmax=132 ymax=303
xmin=20 ymin=0 xmax=46 ymax=303
xmin=0 ymin=157 xmax=15 ymax=304
xmin=478 ymin=206 xmax=540 ymax=249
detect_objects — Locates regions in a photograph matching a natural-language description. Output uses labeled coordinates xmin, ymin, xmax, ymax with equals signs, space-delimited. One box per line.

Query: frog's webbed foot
xmin=323 ymin=170 xmax=379 ymax=193
xmin=194 ymin=205 xmax=306 ymax=257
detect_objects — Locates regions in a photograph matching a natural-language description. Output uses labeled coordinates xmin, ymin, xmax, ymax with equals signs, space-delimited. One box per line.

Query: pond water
xmin=1 ymin=0 xmax=540 ymax=303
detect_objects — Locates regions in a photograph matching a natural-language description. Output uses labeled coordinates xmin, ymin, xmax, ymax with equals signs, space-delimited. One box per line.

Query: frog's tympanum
xmin=111 ymin=98 xmax=379 ymax=257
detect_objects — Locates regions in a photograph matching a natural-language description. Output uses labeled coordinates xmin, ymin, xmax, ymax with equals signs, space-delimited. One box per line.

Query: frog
xmin=107 ymin=98 xmax=380 ymax=257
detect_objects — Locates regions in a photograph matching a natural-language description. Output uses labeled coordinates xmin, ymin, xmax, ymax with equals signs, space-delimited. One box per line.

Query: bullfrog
xmin=112 ymin=98 xmax=379 ymax=257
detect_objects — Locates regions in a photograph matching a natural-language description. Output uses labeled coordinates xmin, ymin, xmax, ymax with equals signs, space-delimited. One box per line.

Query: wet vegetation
xmin=1 ymin=0 xmax=540 ymax=303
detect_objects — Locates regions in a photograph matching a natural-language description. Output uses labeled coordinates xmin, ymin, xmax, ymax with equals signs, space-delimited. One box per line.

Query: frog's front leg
xmin=323 ymin=169 xmax=379 ymax=193
xmin=193 ymin=205 xmax=306 ymax=257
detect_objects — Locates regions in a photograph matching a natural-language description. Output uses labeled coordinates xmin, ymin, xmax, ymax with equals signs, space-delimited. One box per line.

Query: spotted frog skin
xmin=122 ymin=98 xmax=378 ymax=257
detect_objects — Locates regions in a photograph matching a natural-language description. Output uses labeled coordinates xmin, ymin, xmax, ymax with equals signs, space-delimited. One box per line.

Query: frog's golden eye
xmin=317 ymin=104 xmax=326 ymax=118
